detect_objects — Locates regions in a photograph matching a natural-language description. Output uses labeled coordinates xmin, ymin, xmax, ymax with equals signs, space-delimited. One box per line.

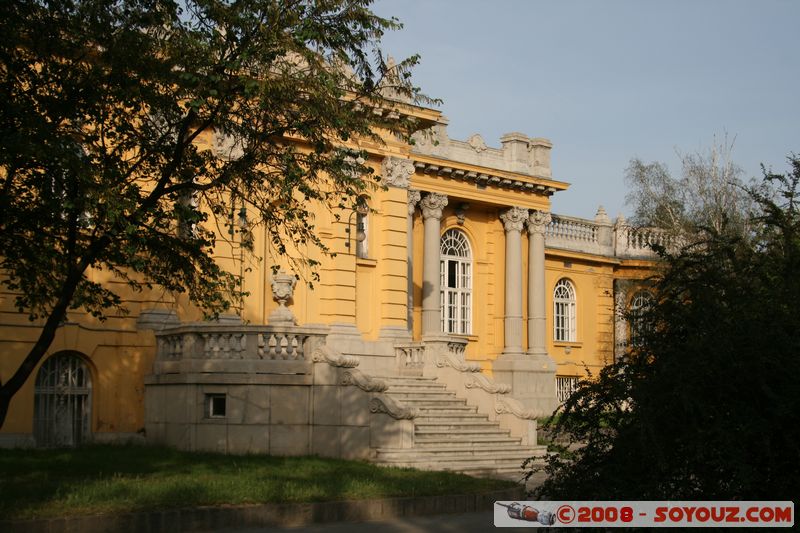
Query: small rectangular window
xmin=206 ymin=394 xmax=226 ymax=418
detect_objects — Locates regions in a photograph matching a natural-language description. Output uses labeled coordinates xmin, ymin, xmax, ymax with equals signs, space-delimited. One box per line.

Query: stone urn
xmin=268 ymin=271 xmax=297 ymax=325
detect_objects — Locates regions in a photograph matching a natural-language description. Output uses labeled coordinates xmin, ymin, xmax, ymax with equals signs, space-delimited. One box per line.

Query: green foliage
xmin=0 ymin=0 xmax=433 ymax=424
xmin=530 ymin=156 xmax=800 ymax=500
xmin=0 ymin=444 xmax=514 ymax=519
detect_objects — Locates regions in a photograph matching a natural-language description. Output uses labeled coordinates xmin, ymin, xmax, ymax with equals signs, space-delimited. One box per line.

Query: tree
xmin=528 ymin=156 xmax=800 ymax=500
xmin=625 ymin=135 xmax=754 ymax=241
xmin=0 ymin=0 xmax=432 ymax=428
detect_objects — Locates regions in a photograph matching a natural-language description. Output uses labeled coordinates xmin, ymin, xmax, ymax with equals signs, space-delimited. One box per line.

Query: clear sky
xmin=373 ymin=0 xmax=800 ymax=220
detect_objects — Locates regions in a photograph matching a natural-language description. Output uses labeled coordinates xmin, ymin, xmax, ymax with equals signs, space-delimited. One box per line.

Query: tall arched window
xmin=33 ymin=352 xmax=92 ymax=447
xmin=629 ymin=290 xmax=654 ymax=347
xmin=440 ymin=229 xmax=472 ymax=334
xmin=554 ymin=278 xmax=577 ymax=342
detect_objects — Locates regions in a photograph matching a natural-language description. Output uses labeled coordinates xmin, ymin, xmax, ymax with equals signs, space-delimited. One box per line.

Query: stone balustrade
xmin=153 ymin=323 xmax=329 ymax=375
xmin=394 ymin=342 xmax=425 ymax=373
xmin=545 ymin=209 xmax=672 ymax=259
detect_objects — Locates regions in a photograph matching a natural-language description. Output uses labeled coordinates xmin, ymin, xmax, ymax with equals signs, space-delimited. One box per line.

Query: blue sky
xmin=373 ymin=0 xmax=800 ymax=219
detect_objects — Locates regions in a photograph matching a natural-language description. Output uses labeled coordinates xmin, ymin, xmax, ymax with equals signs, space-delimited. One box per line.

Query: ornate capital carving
xmin=407 ymin=189 xmax=422 ymax=216
xmin=311 ymin=345 xmax=359 ymax=368
xmin=341 ymin=369 xmax=388 ymax=392
xmin=500 ymin=206 xmax=528 ymax=233
xmin=381 ymin=156 xmax=415 ymax=189
xmin=527 ymin=210 xmax=552 ymax=235
xmin=369 ymin=396 xmax=417 ymax=419
xmin=419 ymin=192 xmax=448 ymax=220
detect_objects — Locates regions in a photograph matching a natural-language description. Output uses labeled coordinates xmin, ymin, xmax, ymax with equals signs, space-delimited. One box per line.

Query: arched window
xmin=33 ymin=352 xmax=92 ymax=447
xmin=629 ymin=290 xmax=654 ymax=347
xmin=440 ymin=229 xmax=472 ymax=334
xmin=554 ymin=278 xmax=577 ymax=342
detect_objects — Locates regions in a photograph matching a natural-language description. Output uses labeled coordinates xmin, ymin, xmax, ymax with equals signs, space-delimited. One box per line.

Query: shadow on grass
xmin=0 ymin=444 xmax=515 ymax=520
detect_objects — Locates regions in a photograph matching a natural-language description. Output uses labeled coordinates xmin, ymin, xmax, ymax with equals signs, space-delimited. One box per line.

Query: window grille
xmin=554 ymin=278 xmax=577 ymax=342
xmin=439 ymin=229 xmax=472 ymax=334
xmin=33 ymin=353 xmax=92 ymax=447
xmin=556 ymin=376 xmax=580 ymax=404
xmin=629 ymin=290 xmax=654 ymax=347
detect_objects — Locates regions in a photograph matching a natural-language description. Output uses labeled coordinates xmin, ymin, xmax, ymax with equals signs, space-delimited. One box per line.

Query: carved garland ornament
xmin=465 ymin=373 xmax=512 ymax=394
xmin=310 ymin=345 xmax=359 ymax=368
xmin=340 ymin=369 xmax=388 ymax=392
xmin=369 ymin=396 xmax=417 ymax=420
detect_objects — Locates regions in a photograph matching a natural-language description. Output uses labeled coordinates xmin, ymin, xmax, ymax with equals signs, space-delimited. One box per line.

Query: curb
xmin=0 ymin=487 xmax=524 ymax=532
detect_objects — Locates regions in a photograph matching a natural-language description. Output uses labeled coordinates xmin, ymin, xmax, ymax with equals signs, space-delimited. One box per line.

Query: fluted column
xmin=500 ymin=206 xmax=528 ymax=356
xmin=420 ymin=193 xmax=448 ymax=337
xmin=407 ymin=189 xmax=421 ymax=333
xmin=527 ymin=210 xmax=551 ymax=356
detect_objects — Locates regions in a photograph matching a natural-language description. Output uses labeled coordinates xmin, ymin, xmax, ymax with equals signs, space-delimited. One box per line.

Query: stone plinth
xmin=492 ymin=355 xmax=557 ymax=417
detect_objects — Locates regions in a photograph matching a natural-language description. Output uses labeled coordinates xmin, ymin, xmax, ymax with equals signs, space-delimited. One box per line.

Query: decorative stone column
xmin=407 ymin=189 xmax=422 ymax=333
xmin=499 ymin=206 xmax=528 ymax=357
xmin=526 ymin=210 xmax=551 ymax=356
xmin=493 ymin=208 xmax=557 ymax=416
xmin=419 ymin=192 xmax=448 ymax=337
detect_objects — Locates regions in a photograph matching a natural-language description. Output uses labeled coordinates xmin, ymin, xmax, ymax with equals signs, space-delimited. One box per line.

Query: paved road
xmin=217 ymin=511 xmax=533 ymax=532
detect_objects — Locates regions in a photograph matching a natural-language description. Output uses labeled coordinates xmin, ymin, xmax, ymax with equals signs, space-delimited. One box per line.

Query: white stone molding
xmin=407 ymin=188 xmax=422 ymax=216
xmin=381 ymin=156 xmax=415 ymax=189
xmin=467 ymin=133 xmax=488 ymax=153
xmin=500 ymin=206 xmax=528 ymax=233
xmin=419 ymin=192 xmax=448 ymax=220
xmin=212 ymin=130 xmax=244 ymax=161
xmin=495 ymin=396 xmax=539 ymax=419
xmin=435 ymin=353 xmax=482 ymax=373
xmin=311 ymin=345 xmax=359 ymax=368
xmin=527 ymin=210 xmax=552 ymax=235
xmin=465 ymin=373 xmax=512 ymax=394
xmin=369 ymin=396 xmax=417 ymax=419
xmin=340 ymin=369 xmax=388 ymax=392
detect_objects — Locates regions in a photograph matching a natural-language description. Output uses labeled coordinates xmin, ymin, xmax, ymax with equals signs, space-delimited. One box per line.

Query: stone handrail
xmin=311 ymin=345 xmax=359 ymax=368
xmin=465 ymin=373 xmax=511 ymax=394
xmin=543 ymin=211 xmax=671 ymax=259
xmin=153 ymin=323 xmax=329 ymax=375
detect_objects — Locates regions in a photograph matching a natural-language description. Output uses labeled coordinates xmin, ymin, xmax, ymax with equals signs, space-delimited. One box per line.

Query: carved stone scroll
xmin=465 ymin=373 xmax=511 ymax=394
xmin=340 ymin=369 xmax=388 ymax=392
xmin=495 ymin=396 xmax=539 ymax=419
xmin=369 ymin=396 xmax=417 ymax=420
xmin=311 ymin=345 xmax=359 ymax=368
xmin=435 ymin=353 xmax=482 ymax=373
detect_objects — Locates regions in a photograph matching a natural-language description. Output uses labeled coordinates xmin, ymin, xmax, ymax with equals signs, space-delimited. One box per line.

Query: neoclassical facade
xmin=0 ymin=104 xmax=663 ymax=472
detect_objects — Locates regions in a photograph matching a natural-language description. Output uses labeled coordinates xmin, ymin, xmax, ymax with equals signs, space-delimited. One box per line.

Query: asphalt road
xmin=216 ymin=510 xmax=533 ymax=532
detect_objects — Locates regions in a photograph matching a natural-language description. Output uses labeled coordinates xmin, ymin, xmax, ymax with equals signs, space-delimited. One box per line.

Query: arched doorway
xmin=33 ymin=352 xmax=92 ymax=447
xmin=440 ymin=228 xmax=472 ymax=335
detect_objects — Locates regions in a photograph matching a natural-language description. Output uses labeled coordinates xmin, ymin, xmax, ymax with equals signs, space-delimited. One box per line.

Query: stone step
xmin=387 ymin=389 xmax=454 ymax=396
xmin=414 ymin=434 xmax=522 ymax=445
xmin=378 ymin=458 xmax=531 ymax=473
xmin=414 ymin=420 xmax=504 ymax=429
xmin=415 ymin=426 xmax=510 ymax=436
xmin=415 ymin=405 xmax=478 ymax=414
xmin=378 ymin=443 xmax=544 ymax=455
xmin=398 ymin=397 xmax=467 ymax=406
xmin=376 ymin=449 xmax=540 ymax=462
xmin=416 ymin=413 xmax=488 ymax=422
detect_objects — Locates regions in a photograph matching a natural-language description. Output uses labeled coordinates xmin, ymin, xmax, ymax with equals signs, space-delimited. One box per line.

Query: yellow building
xmin=0 ymin=104 xmax=663 ymax=475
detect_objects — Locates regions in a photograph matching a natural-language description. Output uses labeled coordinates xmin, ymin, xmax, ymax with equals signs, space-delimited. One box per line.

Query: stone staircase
xmin=371 ymin=375 xmax=547 ymax=480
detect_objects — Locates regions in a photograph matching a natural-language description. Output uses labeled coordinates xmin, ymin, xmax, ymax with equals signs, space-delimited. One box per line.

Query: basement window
xmin=206 ymin=394 xmax=227 ymax=418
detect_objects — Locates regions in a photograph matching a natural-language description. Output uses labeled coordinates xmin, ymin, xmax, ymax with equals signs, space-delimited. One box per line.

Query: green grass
xmin=0 ymin=445 xmax=516 ymax=520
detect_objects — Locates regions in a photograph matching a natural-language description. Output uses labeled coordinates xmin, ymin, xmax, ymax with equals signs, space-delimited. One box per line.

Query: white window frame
xmin=439 ymin=229 xmax=472 ymax=335
xmin=554 ymin=278 xmax=577 ymax=342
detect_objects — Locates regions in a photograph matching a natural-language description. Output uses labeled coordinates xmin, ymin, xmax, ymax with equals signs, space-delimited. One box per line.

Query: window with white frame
xmin=554 ymin=278 xmax=577 ymax=342
xmin=439 ymin=229 xmax=472 ymax=335
xmin=629 ymin=290 xmax=654 ymax=347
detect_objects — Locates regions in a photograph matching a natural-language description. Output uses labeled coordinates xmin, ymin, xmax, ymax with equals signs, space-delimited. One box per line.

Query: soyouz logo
xmin=493 ymin=501 xmax=794 ymax=528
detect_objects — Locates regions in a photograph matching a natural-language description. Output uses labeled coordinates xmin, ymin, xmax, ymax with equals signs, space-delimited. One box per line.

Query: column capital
xmin=381 ymin=156 xmax=415 ymax=189
xmin=500 ymin=206 xmax=528 ymax=233
xmin=527 ymin=210 xmax=552 ymax=235
xmin=420 ymin=192 xmax=448 ymax=220
xmin=407 ymin=188 xmax=422 ymax=216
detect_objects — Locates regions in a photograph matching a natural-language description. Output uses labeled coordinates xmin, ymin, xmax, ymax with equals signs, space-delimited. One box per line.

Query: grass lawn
xmin=0 ymin=445 xmax=517 ymax=520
